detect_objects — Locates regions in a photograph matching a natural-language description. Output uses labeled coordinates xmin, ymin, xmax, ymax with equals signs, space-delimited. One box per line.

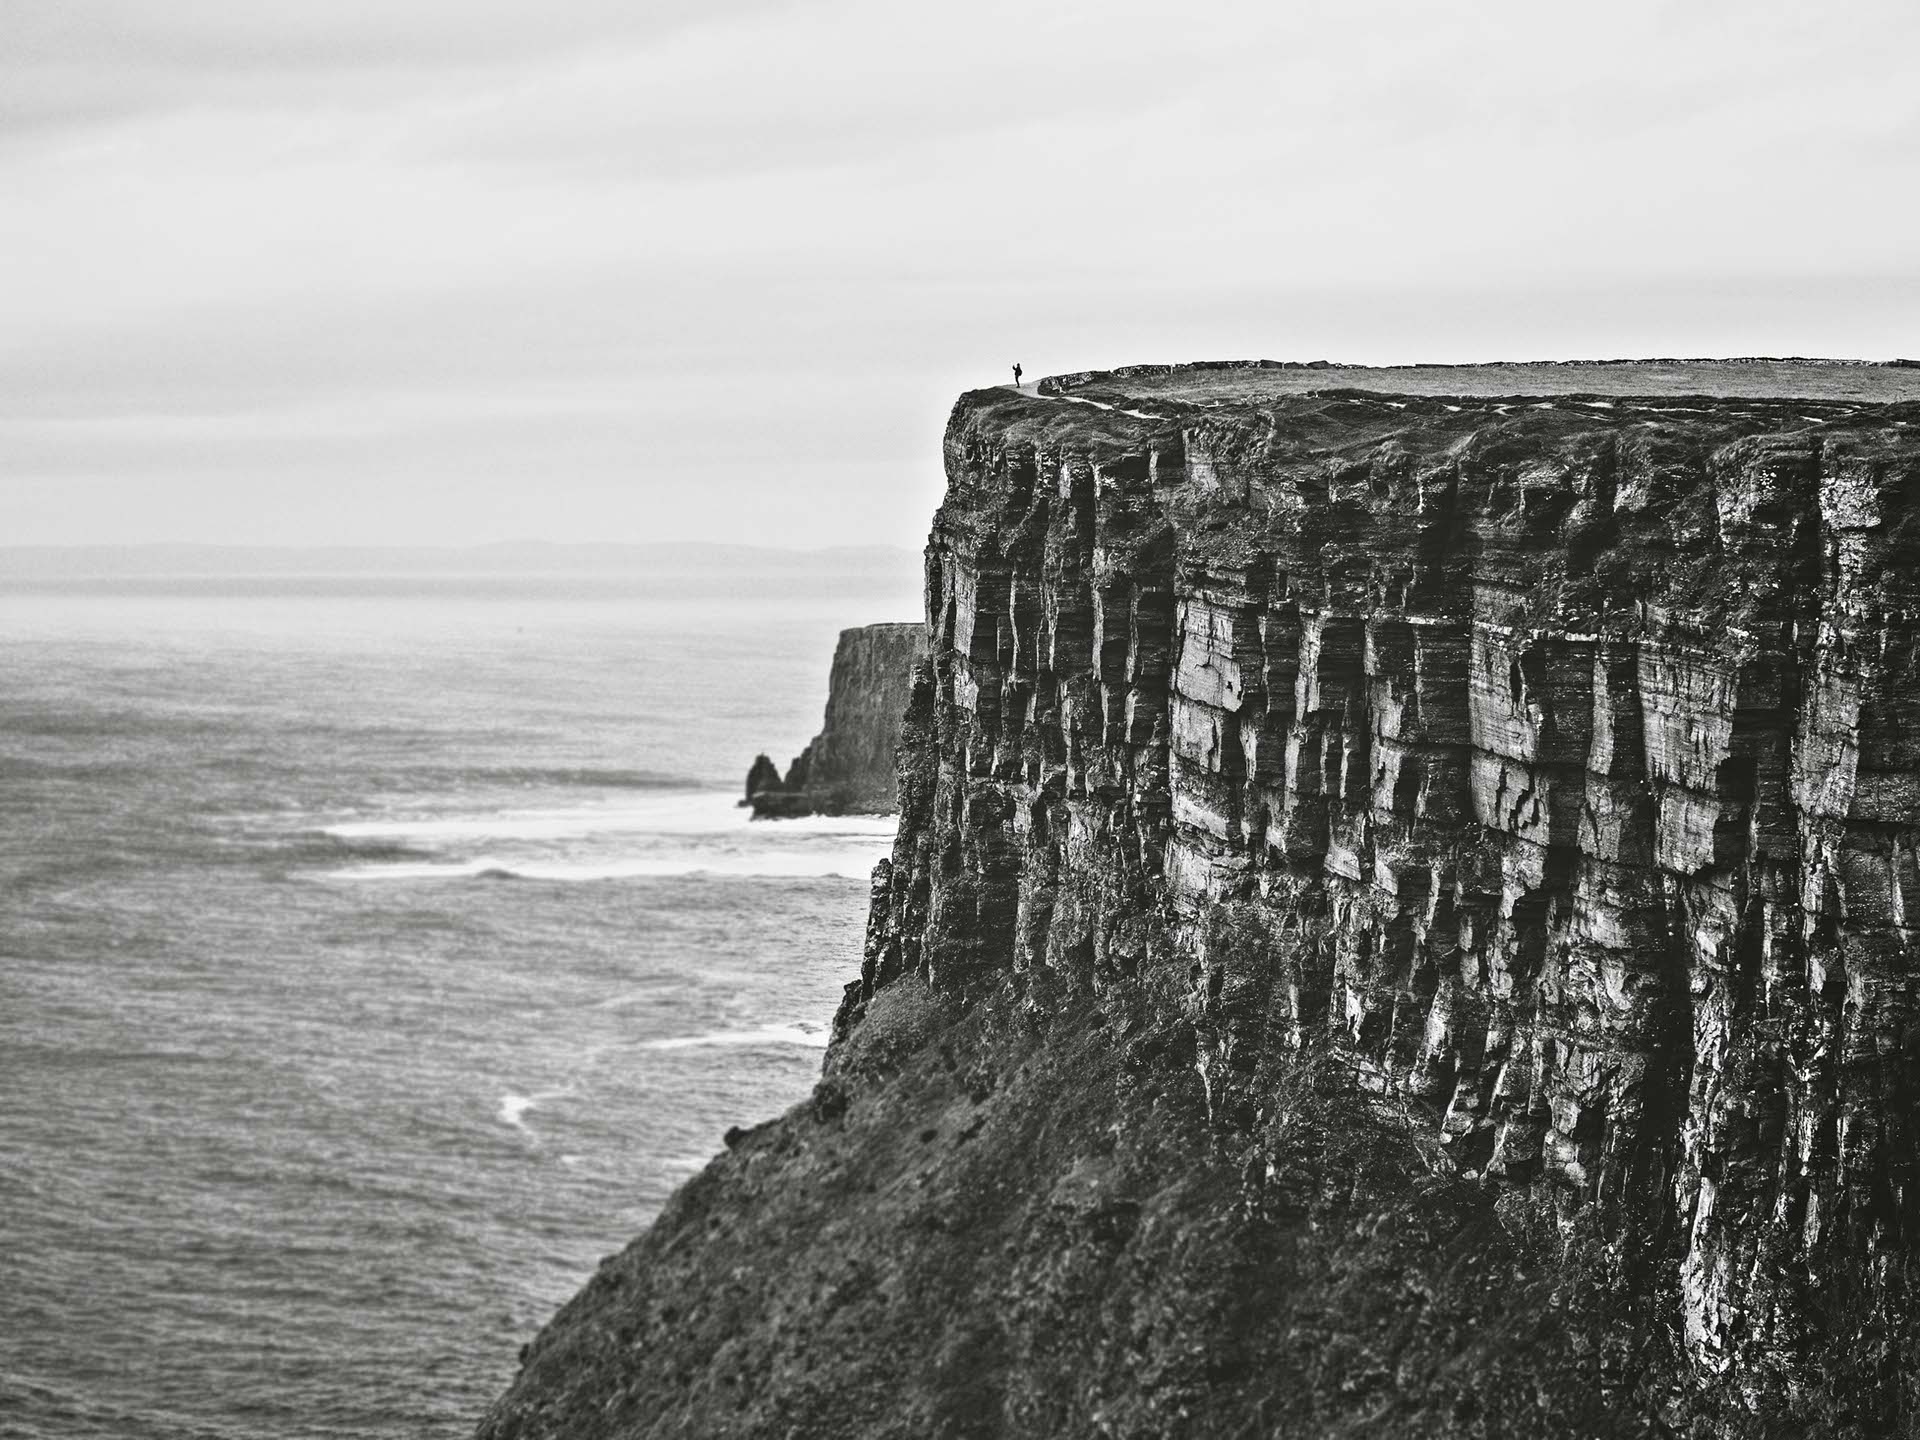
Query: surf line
xmin=639 ymin=1023 xmax=829 ymax=1051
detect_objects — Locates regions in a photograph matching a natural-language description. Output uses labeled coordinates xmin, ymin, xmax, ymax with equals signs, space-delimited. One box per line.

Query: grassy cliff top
xmin=1042 ymin=358 xmax=1920 ymax=405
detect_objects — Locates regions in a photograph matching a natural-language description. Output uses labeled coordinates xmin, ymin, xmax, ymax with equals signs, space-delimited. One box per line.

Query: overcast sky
xmin=5 ymin=1 xmax=1917 ymax=549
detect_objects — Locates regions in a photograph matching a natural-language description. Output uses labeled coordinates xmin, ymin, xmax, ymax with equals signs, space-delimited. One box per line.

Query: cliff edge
xmin=747 ymin=622 xmax=926 ymax=817
xmin=482 ymin=362 xmax=1920 ymax=1438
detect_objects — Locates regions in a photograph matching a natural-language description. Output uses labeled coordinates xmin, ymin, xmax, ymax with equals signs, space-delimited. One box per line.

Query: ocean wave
xmin=322 ymin=847 xmax=889 ymax=882
xmin=0 ymin=755 xmax=141 ymax=780
xmin=592 ymin=985 xmax=673 ymax=1010
xmin=322 ymin=789 xmax=896 ymax=843
xmin=289 ymin=834 xmax=439 ymax=864
xmin=421 ymin=764 xmax=701 ymax=791
xmin=497 ymin=1094 xmax=538 ymax=1130
xmin=639 ymin=1023 xmax=830 ymax=1051
xmin=497 ymin=1088 xmax=573 ymax=1133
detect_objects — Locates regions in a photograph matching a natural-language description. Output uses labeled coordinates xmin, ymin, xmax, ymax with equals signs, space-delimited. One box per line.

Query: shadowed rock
xmin=742 ymin=753 xmax=781 ymax=806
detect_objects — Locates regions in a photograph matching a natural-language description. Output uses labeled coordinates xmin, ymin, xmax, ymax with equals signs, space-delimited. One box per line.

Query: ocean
xmin=0 ymin=572 xmax=916 ymax=1438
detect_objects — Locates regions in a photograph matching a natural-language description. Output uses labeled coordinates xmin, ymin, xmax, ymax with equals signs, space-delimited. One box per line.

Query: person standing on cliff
xmin=1012 ymin=363 xmax=1023 ymax=388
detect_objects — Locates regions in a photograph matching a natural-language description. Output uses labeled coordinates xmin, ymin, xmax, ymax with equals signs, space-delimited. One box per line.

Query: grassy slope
xmin=1059 ymin=359 xmax=1920 ymax=406
xmin=479 ymin=977 xmax=1706 ymax=1439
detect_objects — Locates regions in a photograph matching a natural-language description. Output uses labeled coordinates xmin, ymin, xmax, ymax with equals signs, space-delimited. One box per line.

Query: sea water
xmin=0 ymin=576 xmax=914 ymax=1438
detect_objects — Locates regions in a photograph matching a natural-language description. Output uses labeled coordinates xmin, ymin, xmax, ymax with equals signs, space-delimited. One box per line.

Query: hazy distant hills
xmin=0 ymin=542 xmax=927 ymax=605
xmin=0 ymin=541 xmax=920 ymax=579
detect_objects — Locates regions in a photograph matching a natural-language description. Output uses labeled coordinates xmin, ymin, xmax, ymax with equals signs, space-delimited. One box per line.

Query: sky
xmin=4 ymin=1 xmax=1918 ymax=549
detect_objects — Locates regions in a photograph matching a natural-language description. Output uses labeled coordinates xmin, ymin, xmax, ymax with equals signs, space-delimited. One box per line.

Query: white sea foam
xmin=324 ymin=845 xmax=889 ymax=883
xmin=324 ymin=790 xmax=896 ymax=843
xmin=316 ymin=788 xmax=896 ymax=882
xmin=497 ymin=1093 xmax=538 ymax=1130
xmin=641 ymin=1023 xmax=829 ymax=1051
xmin=497 ymin=1087 xmax=572 ymax=1132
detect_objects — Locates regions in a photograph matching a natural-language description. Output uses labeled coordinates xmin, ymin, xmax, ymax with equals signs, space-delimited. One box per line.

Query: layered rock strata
xmin=485 ymin=363 xmax=1920 ymax=1437
xmin=866 ymin=368 xmax=1920 ymax=1409
xmin=747 ymin=622 xmax=925 ymax=817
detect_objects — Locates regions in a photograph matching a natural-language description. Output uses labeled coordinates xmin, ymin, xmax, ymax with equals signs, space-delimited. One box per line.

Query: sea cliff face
xmin=747 ymin=622 xmax=925 ymax=817
xmin=481 ymin=363 xmax=1920 ymax=1439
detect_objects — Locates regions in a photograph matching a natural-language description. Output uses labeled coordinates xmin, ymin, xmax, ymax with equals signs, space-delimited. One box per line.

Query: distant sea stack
xmin=483 ymin=361 xmax=1920 ymax=1439
xmin=747 ymin=622 xmax=926 ymax=817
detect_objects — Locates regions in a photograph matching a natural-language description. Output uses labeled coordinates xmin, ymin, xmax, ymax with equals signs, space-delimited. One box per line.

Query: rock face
xmin=481 ymin=363 xmax=1920 ymax=1438
xmin=747 ymin=622 xmax=925 ymax=817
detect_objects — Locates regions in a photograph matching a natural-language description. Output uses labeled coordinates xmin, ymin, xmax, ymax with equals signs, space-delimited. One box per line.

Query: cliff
xmin=481 ymin=362 xmax=1920 ymax=1439
xmin=747 ymin=622 xmax=925 ymax=817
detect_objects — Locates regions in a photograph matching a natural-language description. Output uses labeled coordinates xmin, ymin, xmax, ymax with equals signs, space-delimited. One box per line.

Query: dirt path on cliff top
xmin=1004 ymin=382 xmax=1168 ymax=420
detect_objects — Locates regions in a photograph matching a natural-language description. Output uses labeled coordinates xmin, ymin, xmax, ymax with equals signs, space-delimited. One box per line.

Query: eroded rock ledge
xmin=747 ymin=622 xmax=925 ymax=817
xmin=483 ymin=363 xmax=1920 ymax=1438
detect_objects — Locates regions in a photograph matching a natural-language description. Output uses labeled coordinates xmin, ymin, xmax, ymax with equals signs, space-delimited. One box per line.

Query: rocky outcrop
xmin=742 ymin=753 xmax=782 ymax=804
xmin=746 ymin=622 xmax=925 ymax=817
xmin=482 ymin=364 xmax=1920 ymax=1438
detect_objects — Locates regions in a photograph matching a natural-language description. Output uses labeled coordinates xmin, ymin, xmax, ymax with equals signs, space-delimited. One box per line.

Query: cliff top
xmin=1039 ymin=357 xmax=1920 ymax=406
xmin=838 ymin=621 xmax=924 ymax=641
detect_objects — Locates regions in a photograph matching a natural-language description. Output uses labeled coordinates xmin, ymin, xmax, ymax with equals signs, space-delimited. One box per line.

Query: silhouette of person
xmin=1013 ymin=363 xmax=1023 ymax=387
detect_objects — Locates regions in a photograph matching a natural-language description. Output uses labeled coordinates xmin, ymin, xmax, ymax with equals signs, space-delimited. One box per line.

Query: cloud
xmin=1 ymin=0 xmax=1916 ymax=545
xmin=0 ymin=0 xmax=792 ymax=133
